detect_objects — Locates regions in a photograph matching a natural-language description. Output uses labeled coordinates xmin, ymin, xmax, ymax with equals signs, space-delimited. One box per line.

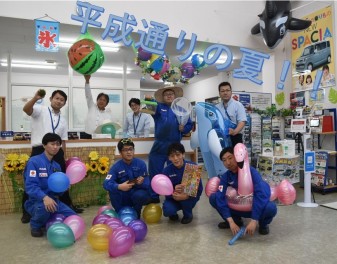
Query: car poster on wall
xmin=291 ymin=5 xmax=335 ymax=91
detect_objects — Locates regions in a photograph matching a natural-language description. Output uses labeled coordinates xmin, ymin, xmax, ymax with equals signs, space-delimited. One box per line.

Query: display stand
xmin=297 ymin=133 xmax=318 ymax=208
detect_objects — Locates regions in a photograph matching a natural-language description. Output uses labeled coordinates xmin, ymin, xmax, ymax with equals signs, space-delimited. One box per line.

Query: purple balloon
xmin=92 ymin=214 xmax=111 ymax=226
xmin=181 ymin=62 xmax=195 ymax=79
xmin=46 ymin=219 xmax=63 ymax=231
xmin=108 ymin=226 xmax=135 ymax=258
xmin=103 ymin=217 xmax=125 ymax=230
xmin=138 ymin=47 xmax=152 ymax=61
xmin=128 ymin=220 xmax=148 ymax=242
xmin=50 ymin=213 xmax=66 ymax=222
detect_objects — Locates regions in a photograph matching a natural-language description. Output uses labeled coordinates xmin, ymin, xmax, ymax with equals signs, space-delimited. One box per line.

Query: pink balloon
xmin=66 ymin=160 xmax=87 ymax=184
xmin=277 ymin=179 xmax=296 ymax=205
xmin=104 ymin=218 xmax=125 ymax=230
xmin=108 ymin=226 xmax=135 ymax=258
xmin=92 ymin=214 xmax=111 ymax=226
xmin=205 ymin=177 xmax=220 ymax=197
xmin=65 ymin=157 xmax=82 ymax=168
xmin=269 ymin=185 xmax=278 ymax=201
xmin=97 ymin=205 xmax=113 ymax=215
xmin=151 ymin=174 xmax=173 ymax=195
xmin=63 ymin=215 xmax=85 ymax=241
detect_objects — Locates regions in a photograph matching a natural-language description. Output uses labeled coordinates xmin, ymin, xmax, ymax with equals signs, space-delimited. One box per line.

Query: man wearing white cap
xmin=148 ymin=86 xmax=193 ymax=203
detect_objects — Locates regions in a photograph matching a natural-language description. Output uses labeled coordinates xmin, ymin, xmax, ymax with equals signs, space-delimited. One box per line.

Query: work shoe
xmin=70 ymin=205 xmax=84 ymax=214
xmin=31 ymin=228 xmax=43 ymax=237
xmin=218 ymin=218 xmax=243 ymax=229
xmin=169 ymin=214 xmax=179 ymax=221
xmin=259 ymin=225 xmax=270 ymax=235
xmin=21 ymin=213 xmax=31 ymax=224
xmin=181 ymin=216 xmax=193 ymax=224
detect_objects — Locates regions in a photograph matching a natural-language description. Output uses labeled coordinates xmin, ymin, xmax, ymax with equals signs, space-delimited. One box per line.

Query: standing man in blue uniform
xmin=148 ymin=86 xmax=193 ymax=203
xmin=215 ymin=82 xmax=247 ymax=146
xmin=103 ymin=138 xmax=151 ymax=218
xmin=209 ymin=147 xmax=277 ymax=235
xmin=162 ymin=143 xmax=203 ymax=224
xmin=24 ymin=133 xmax=76 ymax=237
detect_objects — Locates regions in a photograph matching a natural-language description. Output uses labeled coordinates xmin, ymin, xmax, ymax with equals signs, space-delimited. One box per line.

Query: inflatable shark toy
xmin=191 ymin=102 xmax=233 ymax=178
xmin=251 ymin=0 xmax=312 ymax=49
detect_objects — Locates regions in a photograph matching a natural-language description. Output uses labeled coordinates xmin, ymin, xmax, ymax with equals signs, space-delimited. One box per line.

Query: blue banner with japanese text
xmin=35 ymin=20 xmax=60 ymax=52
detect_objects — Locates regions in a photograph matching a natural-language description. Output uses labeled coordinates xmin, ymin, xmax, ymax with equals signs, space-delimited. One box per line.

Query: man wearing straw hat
xmin=148 ymin=86 xmax=193 ymax=203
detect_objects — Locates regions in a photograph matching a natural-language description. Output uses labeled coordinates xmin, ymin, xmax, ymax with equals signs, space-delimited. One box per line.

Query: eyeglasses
xmin=120 ymin=138 xmax=133 ymax=144
xmin=121 ymin=147 xmax=134 ymax=153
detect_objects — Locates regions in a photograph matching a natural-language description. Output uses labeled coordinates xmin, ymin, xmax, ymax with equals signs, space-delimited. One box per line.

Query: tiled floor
xmin=1 ymin=182 xmax=337 ymax=264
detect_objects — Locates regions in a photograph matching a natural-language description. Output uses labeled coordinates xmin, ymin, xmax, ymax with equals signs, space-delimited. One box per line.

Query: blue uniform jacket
xmin=24 ymin=153 xmax=62 ymax=201
xmin=152 ymin=103 xmax=193 ymax=153
xmin=215 ymin=166 xmax=270 ymax=220
xmin=103 ymin=158 xmax=150 ymax=192
xmin=163 ymin=160 xmax=203 ymax=199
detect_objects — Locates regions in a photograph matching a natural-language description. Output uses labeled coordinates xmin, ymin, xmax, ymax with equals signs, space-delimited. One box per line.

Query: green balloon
xmin=47 ymin=223 xmax=75 ymax=248
xmin=101 ymin=209 xmax=119 ymax=218
xmin=101 ymin=124 xmax=116 ymax=138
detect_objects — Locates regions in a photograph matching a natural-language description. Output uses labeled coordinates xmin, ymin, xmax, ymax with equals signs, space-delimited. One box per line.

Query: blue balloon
xmin=47 ymin=223 xmax=75 ymax=248
xmin=191 ymin=54 xmax=205 ymax=69
xmin=118 ymin=207 xmax=137 ymax=219
xmin=48 ymin=172 xmax=70 ymax=193
xmin=119 ymin=213 xmax=137 ymax=226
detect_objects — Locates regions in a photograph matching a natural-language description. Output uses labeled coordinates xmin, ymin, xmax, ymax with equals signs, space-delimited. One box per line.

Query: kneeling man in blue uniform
xmin=103 ymin=138 xmax=151 ymax=218
xmin=162 ymin=143 xmax=203 ymax=224
xmin=209 ymin=147 xmax=277 ymax=235
xmin=24 ymin=133 xmax=76 ymax=237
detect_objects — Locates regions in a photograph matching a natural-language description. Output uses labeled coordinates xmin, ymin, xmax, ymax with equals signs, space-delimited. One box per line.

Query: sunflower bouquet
xmin=85 ymin=151 xmax=110 ymax=176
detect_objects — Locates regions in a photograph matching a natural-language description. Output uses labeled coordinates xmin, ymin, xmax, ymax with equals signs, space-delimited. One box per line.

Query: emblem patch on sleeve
xmin=218 ymin=185 xmax=223 ymax=192
xmin=106 ymin=174 xmax=112 ymax=180
xmin=29 ymin=170 xmax=37 ymax=177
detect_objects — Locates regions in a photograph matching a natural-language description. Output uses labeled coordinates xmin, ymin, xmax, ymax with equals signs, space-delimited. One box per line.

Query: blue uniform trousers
xmin=163 ymin=196 xmax=200 ymax=219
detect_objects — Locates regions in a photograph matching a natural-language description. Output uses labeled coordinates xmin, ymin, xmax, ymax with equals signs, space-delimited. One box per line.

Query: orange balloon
xmin=87 ymin=224 xmax=112 ymax=251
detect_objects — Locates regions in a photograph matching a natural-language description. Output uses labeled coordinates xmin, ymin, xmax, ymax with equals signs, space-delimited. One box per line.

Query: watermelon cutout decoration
xmin=68 ymin=39 xmax=104 ymax=75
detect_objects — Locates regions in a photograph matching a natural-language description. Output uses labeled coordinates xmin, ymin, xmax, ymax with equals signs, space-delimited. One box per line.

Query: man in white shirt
xmin=83 ymin=75 xmax=113 ymax=138
xmin=123 ymin=98 xmax=152 ymax=138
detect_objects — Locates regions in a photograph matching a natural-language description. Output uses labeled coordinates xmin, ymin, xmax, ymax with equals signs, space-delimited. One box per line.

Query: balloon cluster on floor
xmin=46 ymin=214 xmax=85 ymax=248
xmin=135 ymin=47 xmax=206 ymax=84
xmin=87 ymin=204 xmax=162 ymax=258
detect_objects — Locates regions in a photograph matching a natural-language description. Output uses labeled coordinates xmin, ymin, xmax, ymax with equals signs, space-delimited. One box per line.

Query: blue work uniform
xmin=24 ymin=153 xmax=76 ymax=230
xmin=149 ymin=103 xmax=193 ymax=199
xmin=162 ymin=160 xmax=203 ymax=219
xmin=103 ymin=158 xmax=151 ymax=217
xmin=209 ymin=166 xmax=277 ymax=228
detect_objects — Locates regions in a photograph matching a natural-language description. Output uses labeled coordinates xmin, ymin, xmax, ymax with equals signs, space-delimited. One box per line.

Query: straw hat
xmin=154 ymin=86 xmax=183 ymax=103
xmin=94 ymin=120 xmax=121 ymax=134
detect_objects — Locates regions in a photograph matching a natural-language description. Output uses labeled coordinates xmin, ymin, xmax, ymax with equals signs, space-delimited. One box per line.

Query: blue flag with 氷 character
xmin=35 ymin=20 xmax=59 ymax=52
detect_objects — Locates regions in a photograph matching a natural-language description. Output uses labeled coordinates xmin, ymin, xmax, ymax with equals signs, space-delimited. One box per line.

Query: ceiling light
xmin=57 ymin=38 xmax=120 ymax=52
xmin=0 ymin=60 xmax=57 ymax=69
xmin=96 ymin=66 xmax=130 ymax=74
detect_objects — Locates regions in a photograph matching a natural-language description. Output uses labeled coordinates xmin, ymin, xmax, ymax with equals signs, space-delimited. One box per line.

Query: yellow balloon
xmin=87 ymin=224 xmax=112 ymax=251
xmin=142 ymin=203 xmax=162 ymax=224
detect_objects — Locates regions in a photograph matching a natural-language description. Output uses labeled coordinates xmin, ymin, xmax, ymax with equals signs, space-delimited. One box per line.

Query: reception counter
xmin=0 ymin=137 xmax=196 ymax=214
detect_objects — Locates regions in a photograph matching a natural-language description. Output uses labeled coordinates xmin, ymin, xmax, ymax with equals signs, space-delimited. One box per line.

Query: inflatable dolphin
xmin=194 ymin=102 xmax=233 ymax=178
xmin=251 ymin=0 xmax=312 ymax=49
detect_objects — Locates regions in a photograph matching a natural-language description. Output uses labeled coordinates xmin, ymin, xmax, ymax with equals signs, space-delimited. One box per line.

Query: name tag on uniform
xmin=29 ymin=170 xmax=37 ymax=177
xmin=39 ymin=173 xmax=48 ymax=177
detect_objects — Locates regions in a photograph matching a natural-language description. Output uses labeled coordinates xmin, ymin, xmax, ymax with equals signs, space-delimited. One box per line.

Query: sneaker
xmin=218 ymin=218 xmax=243 ymax=229
xmin=181 ymin=216 xmax=193 ymax=224
xmin=70 ymin=205 xmax=84 ymax=214
xmin=31 ymin=228 xmax=43 ymax=237
xmin=169 ymin=214 xmax=179 ymax=221
xmin=21 ymin=213 xmax=31 ymax=224
xmin=258 ymin=225 xmax=270 ymax=235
